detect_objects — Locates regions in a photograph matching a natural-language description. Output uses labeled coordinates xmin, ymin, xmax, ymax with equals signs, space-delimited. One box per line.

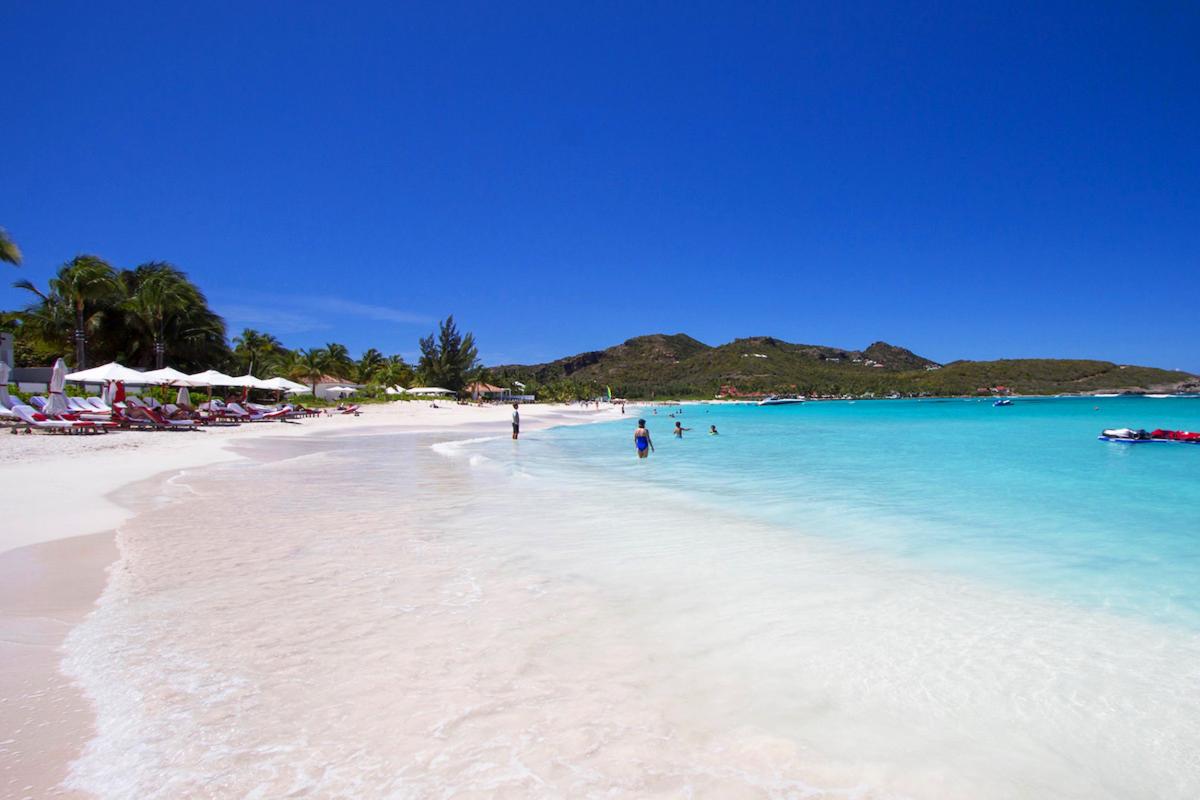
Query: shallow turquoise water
xmin=500 ymin=397 xmax=1200 ymax=629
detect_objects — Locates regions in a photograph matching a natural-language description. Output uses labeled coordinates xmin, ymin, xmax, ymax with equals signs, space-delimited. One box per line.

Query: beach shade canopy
xmin=326 ymin=385 xmax=357 ymax=394
xmin=139 ymin=366 xmax=199 ymax=386
xmin=186 ymin=369 xmax=240 ymax=387
xmin=65 ymin=361 xmax=146 ymax=384
xmin=227 ymin=374 xmax=275 ymax=390
xmin=0 ymin=361 xmax=9 ymax=385
xmin=384 ymin=385 xmax=405 ymax=395
xmin=405 ymin=387 xmax=456 ymax=396
xmin=44 ymin=358 xmax=70 ymax=416
xmin=261 ymin=376 xmax=310 ymax=394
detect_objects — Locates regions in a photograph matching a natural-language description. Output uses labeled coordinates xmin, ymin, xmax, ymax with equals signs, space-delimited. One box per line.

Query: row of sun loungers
xmin=1 ymin=391 xmax=339 ymax=434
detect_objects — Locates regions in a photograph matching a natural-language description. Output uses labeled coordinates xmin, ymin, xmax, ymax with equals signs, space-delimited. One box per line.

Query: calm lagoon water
xmin=63 ymin=397 xmax=1200 ymax=799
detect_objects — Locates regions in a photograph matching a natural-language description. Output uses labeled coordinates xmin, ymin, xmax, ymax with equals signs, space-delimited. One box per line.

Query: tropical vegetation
xmin=4 ymin=251 xmax=430 ymax=394
xmin=493 ymin=334 xmax=1197 ymax=399
xmin=0 ymin=227 xmax=21 ymax=266
xmin=416 ymin=316 xmax=480 ymax=392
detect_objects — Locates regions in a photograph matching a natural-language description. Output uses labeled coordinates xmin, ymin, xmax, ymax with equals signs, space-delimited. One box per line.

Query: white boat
xmin=757 ymin=395 xmax=806 ymax=406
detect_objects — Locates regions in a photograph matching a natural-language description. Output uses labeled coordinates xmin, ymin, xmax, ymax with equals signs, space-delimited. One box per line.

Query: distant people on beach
xmin=634 ymin=419 xmax=654 ymax=459
xmin=511 ymin=402 xmax=520 ymax=440
xmin=673 ymin=421 xmax=691 ymax=438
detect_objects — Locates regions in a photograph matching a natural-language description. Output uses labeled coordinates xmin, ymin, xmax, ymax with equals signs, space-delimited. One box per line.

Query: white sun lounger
xmin=11 ymin=404 xmax=82 ymax=431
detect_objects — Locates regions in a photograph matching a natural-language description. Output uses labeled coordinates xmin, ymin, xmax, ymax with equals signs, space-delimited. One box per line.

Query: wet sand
xmin=0 ymin=533 xmax=115 ymax=800
xmin=0 ymin=401 xmax=623 ymax=799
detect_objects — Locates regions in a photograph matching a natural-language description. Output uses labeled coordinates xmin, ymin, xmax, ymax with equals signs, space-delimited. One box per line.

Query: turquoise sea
xmin=498 ymin=396 xmax=1200 ymax=630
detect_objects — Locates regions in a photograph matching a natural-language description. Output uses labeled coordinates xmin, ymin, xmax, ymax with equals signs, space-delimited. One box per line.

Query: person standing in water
xmin=511 ymin=402 xmax=520 ymax=440
xmin=709 ymin=424 xmax=719 ymax=435
xmin=673 ymin=421 xmax=692 ymax=438
xmin=634 ymin=419 xmax=654 ymax=458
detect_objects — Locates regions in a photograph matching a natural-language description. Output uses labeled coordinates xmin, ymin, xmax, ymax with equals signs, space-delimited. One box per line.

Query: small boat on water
xmin=757 ymin=395 xmax=806 ymax=406
xmin=1098 ymin=428 xmax=1200 ymax=444
xmin=993 ymin=398 xmax=1013 ymax=407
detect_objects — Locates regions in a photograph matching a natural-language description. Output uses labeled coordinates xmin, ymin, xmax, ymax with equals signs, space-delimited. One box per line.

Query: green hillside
xmin=491 ymin=334 xmax=1196 ymax=399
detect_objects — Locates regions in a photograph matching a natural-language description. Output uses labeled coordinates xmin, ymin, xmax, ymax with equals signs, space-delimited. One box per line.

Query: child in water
xmin=709 ymin=425 xmax=719 ymax=435
xmin=674 ymin=421 xmax=692 ymax=438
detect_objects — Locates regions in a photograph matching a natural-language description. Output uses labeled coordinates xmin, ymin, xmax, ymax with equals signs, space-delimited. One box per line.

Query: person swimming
xmin=634 ymin=419 xmax=654 ymax=458
xmin=709 ymin=425 xmax=718 ymax=435
xmin=673 ymin=421 xmax=692 ymax=438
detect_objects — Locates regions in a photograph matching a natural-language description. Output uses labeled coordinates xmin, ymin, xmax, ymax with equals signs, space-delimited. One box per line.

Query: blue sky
xmin=2 ymin=2 xmax=1197 ymax=370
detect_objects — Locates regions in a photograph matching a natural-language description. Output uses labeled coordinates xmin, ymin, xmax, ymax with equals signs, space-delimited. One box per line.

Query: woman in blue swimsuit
xmin=634 ymin=419 xmax=655 ymax=459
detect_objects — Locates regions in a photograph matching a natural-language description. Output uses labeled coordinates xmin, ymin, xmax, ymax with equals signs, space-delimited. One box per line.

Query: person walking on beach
xmin=511 ymin=402 xmax=520 ymax=440
xmin=673 ymin=421 xmax=692 ymax=439
xmin=634 ymin=419 xmax=654 ymax=459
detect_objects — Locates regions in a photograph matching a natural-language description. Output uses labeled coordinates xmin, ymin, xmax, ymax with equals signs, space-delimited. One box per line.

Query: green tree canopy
xmin=417 ymin=316 xmax=480 ymax=392
xmin=0 ymin=228 xmax=21 ymax=266
xmin=14 ymin=255 xmax=120 ymax=368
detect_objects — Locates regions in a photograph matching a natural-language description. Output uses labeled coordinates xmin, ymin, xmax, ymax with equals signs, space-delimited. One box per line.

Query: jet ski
xmin=1098 ymin=428 xmax=1200 ymax=444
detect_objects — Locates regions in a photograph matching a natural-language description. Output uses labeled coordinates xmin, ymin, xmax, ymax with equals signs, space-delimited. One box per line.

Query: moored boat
xmin=757 ymin=395 xmax=806 ymax=406
xmin=1098 ymin=428 xmax=1200 ymax=444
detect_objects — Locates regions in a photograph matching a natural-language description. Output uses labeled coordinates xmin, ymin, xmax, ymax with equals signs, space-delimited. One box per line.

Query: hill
xmin=491 ymin=334 xmax=1196 ymax=399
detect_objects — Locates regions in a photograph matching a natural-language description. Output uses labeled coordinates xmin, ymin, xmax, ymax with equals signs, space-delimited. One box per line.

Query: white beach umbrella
xmin=228 ymin=374 xmax=274 ymax=390
xmin=65 ymin=361 xmax=146 ymax=384
xmin=140 ymin=366 xmax=198 ymax=386
xmin=44 ymin=358 xmax=70 ymax=417
xmin=176 ymin=385 xmax=192 ymax=407
xmin=260 ymin=376 xmax=312 ymax=395
xmin=187 ymin=369 xmax=239 ymax=387
xmin=405 ymin=387 xmax=455 ymax=396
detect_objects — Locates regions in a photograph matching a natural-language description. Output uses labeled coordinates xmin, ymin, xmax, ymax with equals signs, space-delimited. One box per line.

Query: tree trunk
xmin=74 ymin=306 xmax=86 ymax=369
xmin=154 ymin=337 xmax=165 ymax=370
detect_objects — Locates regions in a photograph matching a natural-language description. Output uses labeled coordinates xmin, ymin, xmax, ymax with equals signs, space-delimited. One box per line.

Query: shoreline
xmin=0 ymin=401 xmax=624 ymax=799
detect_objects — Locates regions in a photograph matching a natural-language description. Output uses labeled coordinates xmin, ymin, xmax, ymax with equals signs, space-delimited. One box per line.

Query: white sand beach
xmin=0 ymin=402 xmax=623 ymax=800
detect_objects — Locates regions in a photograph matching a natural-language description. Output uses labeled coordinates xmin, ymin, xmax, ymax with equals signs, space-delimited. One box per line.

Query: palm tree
xmin=121 ymin=263 xmax=198 ymax=369
xmin=376 ymin=354 xmax=413 ymax=391
xmin=295 ymin=348 xmax=330 ymax=397
xmin=0 ymin=228 xmax=21 ymax=266
xmin=355 ymin=348 xmax=385 ymax=383
xmin=233 ymin=328 xmax=284 ymax=376
xmin=323 ymin=342 xmax=353 ymax=379
xmin=14 ymin=255 xmax=119 ymax=368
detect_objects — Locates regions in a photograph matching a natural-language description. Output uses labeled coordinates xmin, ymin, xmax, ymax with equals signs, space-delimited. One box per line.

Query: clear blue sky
xmin=3 ymin=2 xmax=1197 ymax=370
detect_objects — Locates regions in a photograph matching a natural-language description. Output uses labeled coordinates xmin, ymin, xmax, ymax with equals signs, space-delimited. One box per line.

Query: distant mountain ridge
xmin=491 ymin=334 xmax=1196 ymax=398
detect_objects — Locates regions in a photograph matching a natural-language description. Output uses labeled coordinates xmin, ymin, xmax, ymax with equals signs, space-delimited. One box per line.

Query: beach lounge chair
xmin=114 ymin=403 xmax=197 ymax=429
xmin=85 ymin=397 xmax=113 ymax=413
xmin=11 ymin=404 xmax=107 ymax=433
xmin=30 ymin=395 xmax=115 ymax=424
xmin=227 ymin=401 xmax=289 ymax=421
